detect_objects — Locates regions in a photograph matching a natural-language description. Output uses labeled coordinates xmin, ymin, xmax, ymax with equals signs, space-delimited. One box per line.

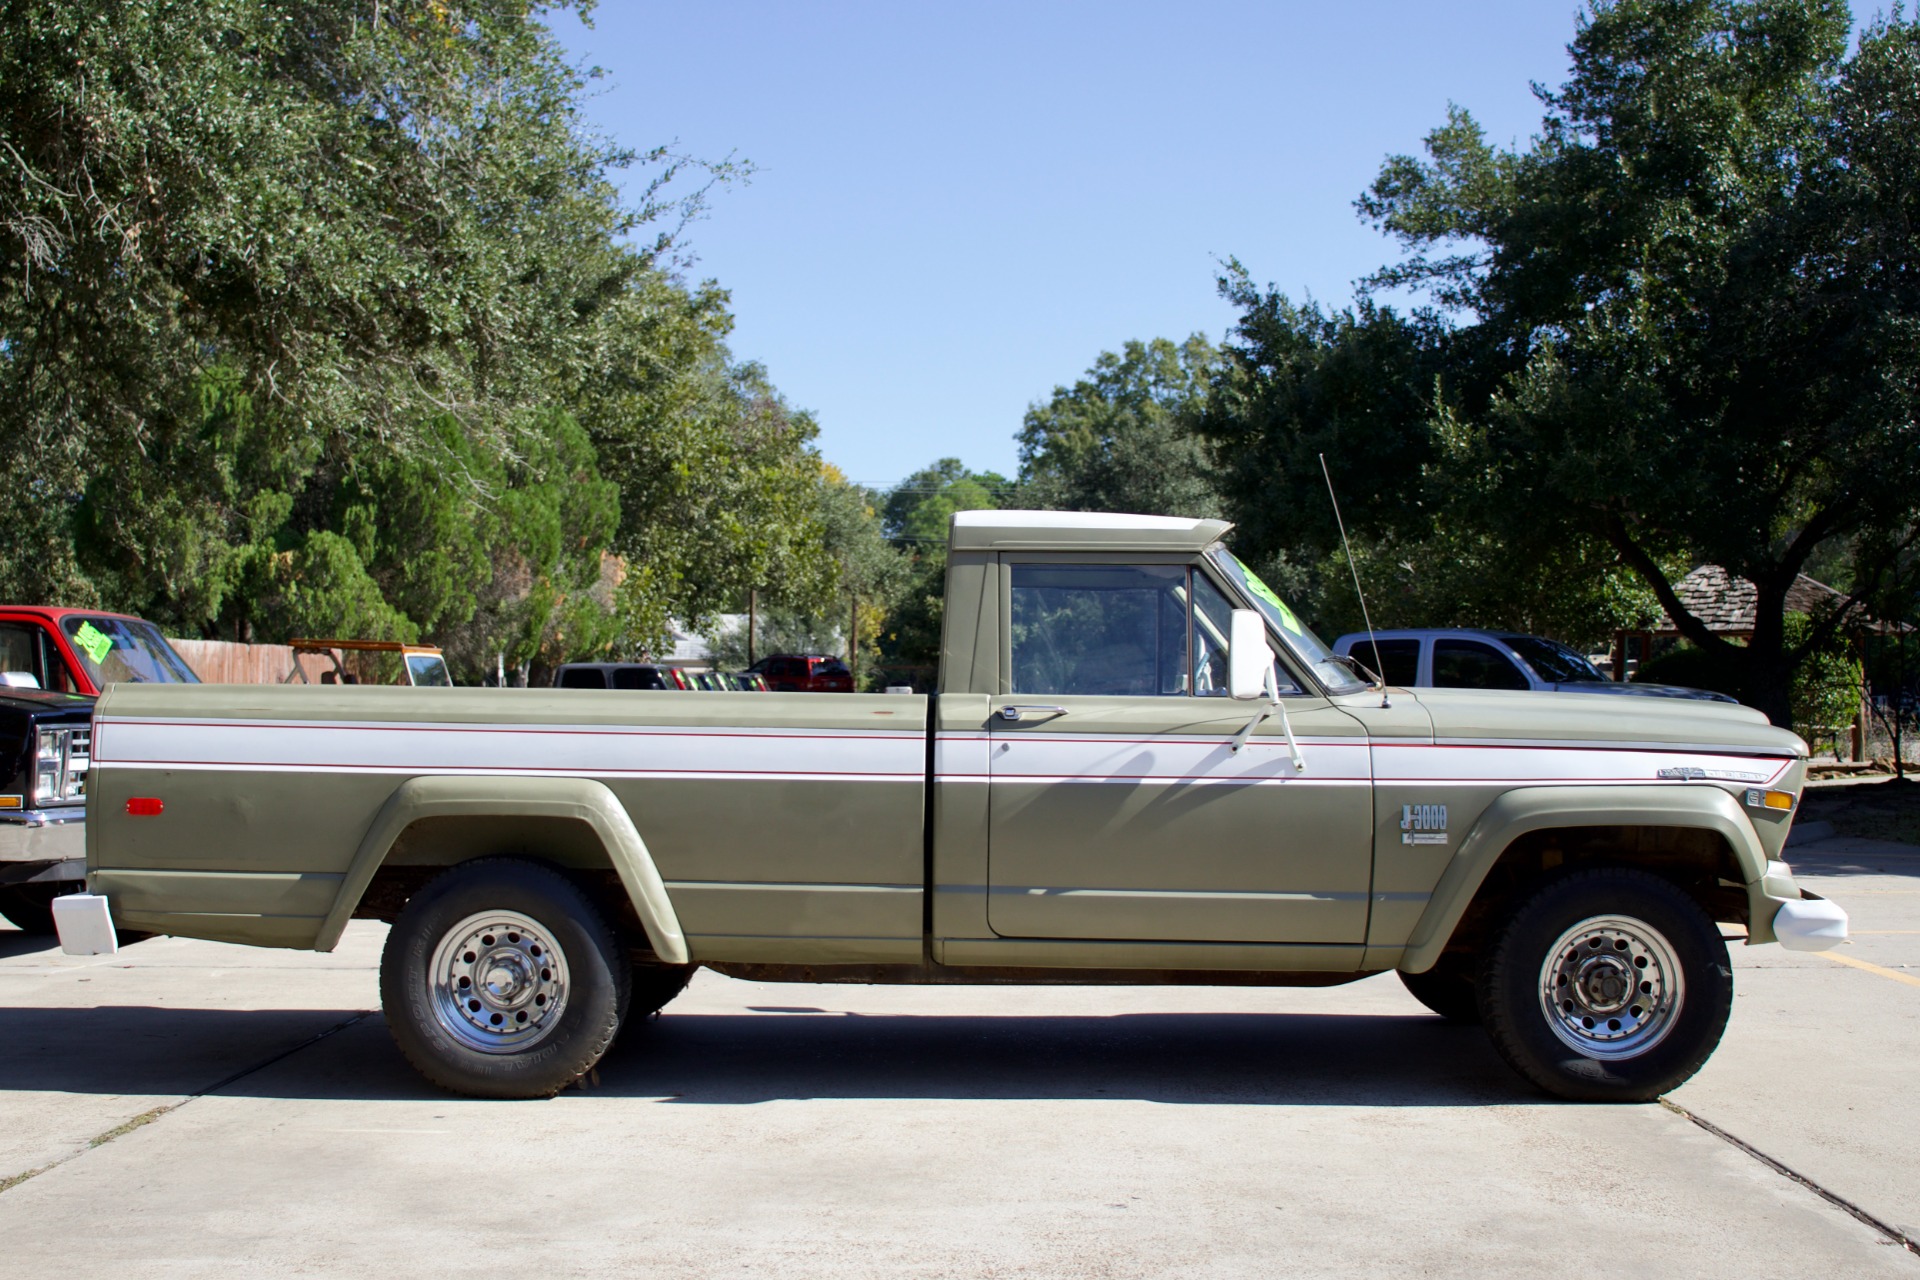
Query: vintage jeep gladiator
xmin=66 ymin=511 xmax=1848 ymax=1100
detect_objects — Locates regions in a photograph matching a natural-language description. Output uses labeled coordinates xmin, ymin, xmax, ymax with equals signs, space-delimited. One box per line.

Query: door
xmin=987 ymin=560 xmax=1375 ymax=944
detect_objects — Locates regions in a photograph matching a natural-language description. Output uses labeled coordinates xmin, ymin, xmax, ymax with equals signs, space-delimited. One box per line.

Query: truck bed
xmin=89 ymin=684 xmax=931 ymax=958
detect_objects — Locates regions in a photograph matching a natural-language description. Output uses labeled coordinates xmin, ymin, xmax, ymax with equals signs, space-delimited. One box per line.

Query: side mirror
xmin=1227 ymin=610 xmax=1273 ymax=701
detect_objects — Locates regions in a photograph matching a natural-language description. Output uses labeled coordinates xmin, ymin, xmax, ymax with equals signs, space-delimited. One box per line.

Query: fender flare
xmin=313 ymin=775 xmax=689 ymax=964
xmin=1399 ymin=785 xmax=1766 ymax=974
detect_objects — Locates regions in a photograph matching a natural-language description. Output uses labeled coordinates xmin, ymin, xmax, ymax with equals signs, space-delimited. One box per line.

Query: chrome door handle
xmin=998 ymin=704 xmax=1068 ymax=722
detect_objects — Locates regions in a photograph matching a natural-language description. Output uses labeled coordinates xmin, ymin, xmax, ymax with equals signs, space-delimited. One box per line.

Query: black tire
xmin=0 ymin=884 xmax=60 ymax=934
xmin=1399 ymin=952 xmax=1481 ymax=1024
xmin=0 ymin=881 xmax=151 ymax=944
xmin=380 ymin=858 xmax=631 ymax=1099
xmin=1480 ymin=867 xmax=1732 ymax=1103
xmin=629 ymin=963 xmax=697 ymax=1019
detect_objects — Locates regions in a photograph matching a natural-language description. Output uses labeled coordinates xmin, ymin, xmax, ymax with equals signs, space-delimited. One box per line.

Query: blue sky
xmin=548 ymin=3 xmax=1597 ymax=485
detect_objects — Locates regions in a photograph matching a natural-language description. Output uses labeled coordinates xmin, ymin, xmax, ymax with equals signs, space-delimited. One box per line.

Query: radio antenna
xmin=1319 ymin=452 xmax=1389 ymax=708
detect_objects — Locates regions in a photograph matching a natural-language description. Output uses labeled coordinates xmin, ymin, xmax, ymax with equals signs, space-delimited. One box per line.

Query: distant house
xmin=1612 ymin=565 xmax=1887 ymax=759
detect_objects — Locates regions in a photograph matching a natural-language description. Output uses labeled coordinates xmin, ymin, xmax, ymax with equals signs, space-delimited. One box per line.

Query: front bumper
xmin=1773 ymin=893 xmax=1849 ymax=952
xmin=1747 ymin=859 xmax=1849 ymax=950
xmin=0 ymin=808 xmax=85 ymax=866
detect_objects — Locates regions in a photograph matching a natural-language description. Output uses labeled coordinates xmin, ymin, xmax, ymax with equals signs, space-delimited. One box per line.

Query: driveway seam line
xmin=0 ymin=1010 xmax=373 ymax=1200
xmin=1660 ymin=1098 xmax=1920 ymax=1258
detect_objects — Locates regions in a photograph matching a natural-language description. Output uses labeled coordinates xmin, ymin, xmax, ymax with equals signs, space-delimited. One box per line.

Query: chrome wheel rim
xmin=1538 ymin=915 xmax=1684 ymax=1061
xmin=429 ymin=910 xmax=569 ymax=1054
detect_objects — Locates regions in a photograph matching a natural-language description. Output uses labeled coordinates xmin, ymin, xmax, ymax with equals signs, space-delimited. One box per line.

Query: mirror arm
xmin=1230 ymin=667 xmax=1306 ymax=772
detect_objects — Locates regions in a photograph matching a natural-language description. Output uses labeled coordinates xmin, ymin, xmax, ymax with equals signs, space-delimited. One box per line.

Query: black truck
xmin=0 ymin=688 xmax=93 ymax=934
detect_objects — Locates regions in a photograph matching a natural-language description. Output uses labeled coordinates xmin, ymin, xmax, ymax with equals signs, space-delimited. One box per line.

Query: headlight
xmin=32 ymin=726 xmax=88 ymax=805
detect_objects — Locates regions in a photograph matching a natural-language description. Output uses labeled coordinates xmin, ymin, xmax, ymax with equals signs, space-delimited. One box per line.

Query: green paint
xmin=73 ymin=621 xmax=114 ymax=665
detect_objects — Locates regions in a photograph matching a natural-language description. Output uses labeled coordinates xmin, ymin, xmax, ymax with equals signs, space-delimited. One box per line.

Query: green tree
xmin=1350 ymin=0 xmax=1920 ymax=723
xmin=876 ymin=459 xmax=1012 ymax=678
xmin=1018 ymin=336 xmax=1222 ymax=518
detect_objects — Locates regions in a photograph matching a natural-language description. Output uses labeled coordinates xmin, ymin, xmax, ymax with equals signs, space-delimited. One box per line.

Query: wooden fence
xmin=168 ymin=638 xmax=335 ymax=685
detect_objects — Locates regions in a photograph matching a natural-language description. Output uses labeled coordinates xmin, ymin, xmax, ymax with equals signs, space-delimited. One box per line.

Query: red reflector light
xmin=126 ymin=797 xmax=164 ymax=817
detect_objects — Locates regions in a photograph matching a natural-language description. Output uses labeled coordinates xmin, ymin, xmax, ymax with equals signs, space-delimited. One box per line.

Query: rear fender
xmin=315 ymin=775 xmax=688 ymax=964
xmin=1400 ymin=785 xmax=1769 ymax=973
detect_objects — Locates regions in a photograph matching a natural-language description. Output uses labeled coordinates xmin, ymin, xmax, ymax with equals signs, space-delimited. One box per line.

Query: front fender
xmin=1399 ymin=784 xmax=1768 ymax=973
xmin=314 ymin=775 xmax=688 ymax=964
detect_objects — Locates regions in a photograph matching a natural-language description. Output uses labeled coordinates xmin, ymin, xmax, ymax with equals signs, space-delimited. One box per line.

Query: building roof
xmin=1662 ymin=565 xmax=1856 ymax=635
xmin=948 ymin=510 xmax=1233 ymax=553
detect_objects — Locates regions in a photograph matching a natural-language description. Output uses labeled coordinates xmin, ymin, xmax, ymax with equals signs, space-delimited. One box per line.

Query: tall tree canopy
xmin=1364 ymin=0 xmax=1920 ymax=722
xmin=1205 ymin=0 xmax=1920 ymax=720
xmin=0 ymin=0 xmax=843 ymax=678
xmin=1017 ymin=336 xmax=1223 ymax=519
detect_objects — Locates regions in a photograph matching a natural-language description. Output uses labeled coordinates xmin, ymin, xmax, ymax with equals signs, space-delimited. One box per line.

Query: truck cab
xmin=0 ymin=606 xmax=201 ymax=696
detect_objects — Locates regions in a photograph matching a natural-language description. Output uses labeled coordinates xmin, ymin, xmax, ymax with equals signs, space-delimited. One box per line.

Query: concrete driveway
xmin=1 ymin=836 xmax=1915 ymax=1278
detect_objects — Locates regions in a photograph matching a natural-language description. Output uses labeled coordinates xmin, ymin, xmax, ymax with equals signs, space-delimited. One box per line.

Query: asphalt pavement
xmin=1 ymin=835 xmax=1916 ymax=1278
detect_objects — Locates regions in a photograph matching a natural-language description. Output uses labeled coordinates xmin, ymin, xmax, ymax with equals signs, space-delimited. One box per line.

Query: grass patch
xmin=88 ymin=1105 xmax=175 ymax=1149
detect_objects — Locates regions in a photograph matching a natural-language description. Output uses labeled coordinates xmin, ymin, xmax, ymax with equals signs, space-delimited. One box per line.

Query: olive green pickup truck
xmin=64 ymin=511 xmax=1848 ymax=1101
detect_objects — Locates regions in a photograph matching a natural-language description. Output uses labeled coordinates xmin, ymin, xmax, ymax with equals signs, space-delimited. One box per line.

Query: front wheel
xmin=1480 ymin=868 xmax=1732 ymax=1102
xmin=380 ymin=859 xmax=631 ymax=1099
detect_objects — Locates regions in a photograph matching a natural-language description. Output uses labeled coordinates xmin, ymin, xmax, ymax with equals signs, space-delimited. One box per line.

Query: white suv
xmin=1331 ymin=628 xmax=1736 ymax=702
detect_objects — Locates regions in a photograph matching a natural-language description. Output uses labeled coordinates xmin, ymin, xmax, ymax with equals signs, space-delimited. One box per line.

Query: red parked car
xmin=0 ymin=607 xmax=200 ymax=696
xmin=747 ymin=653 xmax=854 ymax=693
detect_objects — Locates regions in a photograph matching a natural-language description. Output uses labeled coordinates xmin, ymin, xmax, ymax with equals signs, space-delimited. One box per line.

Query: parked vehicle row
xmin=551 ymin=654 xmax=857 ymax=693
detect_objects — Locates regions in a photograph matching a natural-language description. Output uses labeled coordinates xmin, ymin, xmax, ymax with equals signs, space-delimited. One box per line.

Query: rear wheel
xmin=1480 ymin=868 xmax=1731 ymax=1102
xmin=380 ymin=859 xmax=630 ymax=1099
xmin=1399 ymin=952 xmax=1481 ymax=1024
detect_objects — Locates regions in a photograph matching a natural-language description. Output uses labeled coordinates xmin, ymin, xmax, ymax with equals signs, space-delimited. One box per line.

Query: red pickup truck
xmin=0 ymin=606 xmax=201 ymax=696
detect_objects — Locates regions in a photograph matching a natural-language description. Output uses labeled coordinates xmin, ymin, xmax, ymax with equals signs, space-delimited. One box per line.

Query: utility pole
xmin=747 ymin=589 xmax=757 ymax=667
xmin=849 ymin=595 xmax=858 ymax=687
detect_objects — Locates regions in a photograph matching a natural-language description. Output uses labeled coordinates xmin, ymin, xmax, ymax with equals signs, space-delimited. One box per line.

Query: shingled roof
xmin=1662 ymin=565 xmax=1852 ymax=635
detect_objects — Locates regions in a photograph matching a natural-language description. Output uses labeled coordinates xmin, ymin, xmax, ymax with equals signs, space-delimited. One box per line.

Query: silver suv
xmin=1331 ymin=628 xmax=1736 ymax=702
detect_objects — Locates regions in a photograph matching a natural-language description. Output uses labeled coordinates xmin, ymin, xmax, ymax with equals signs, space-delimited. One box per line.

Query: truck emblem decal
xmin=1401 ymin=803 xmax=1448 ymax=845
xmin=1658 ymin=765 xmax=1771 ymax=782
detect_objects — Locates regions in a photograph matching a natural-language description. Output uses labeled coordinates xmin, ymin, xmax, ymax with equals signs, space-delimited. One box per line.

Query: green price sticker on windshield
xmin=1240 ymin=568 xmax=1304 ymax=635
xmin=73 ymin=621 xmax=114 ymax=665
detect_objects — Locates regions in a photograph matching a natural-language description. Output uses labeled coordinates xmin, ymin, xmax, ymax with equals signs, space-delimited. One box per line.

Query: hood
xmin=1405 ymin=686 xmax=1804 ymax=757
xmin=1548 ymin=680 xmax=1738 ymax=703
xmin=0 ymin=688 xmax=95 ymax=717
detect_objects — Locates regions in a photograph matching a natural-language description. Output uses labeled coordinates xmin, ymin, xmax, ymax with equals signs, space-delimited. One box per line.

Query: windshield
xmin=1501 ymin=635 xmax=1606 ymax=683
xmin=62 ymin=616 xmax=200 ymax=686
xmin=1207 ymin=550 xmax=1367 ymax=694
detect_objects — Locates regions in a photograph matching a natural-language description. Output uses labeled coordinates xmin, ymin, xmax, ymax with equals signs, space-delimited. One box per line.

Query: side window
xmin=1351 ymin=638 xmax=1420 ymax=687
xmin=0 ymin=624 xmax=42 ymax=687
xmin=1011 ymin=564 xmax=1188 ymax=696
xmin=1433 ymin=639 xmax=1530 ymax=691
xmin=559 ymin=667 xmax=608 ymax=689
xmin=612 ymin=667 xmax=662 ymax=691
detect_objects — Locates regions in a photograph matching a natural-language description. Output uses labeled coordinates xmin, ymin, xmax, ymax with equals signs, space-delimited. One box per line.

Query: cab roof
xmin=948 ymin=510 xmax=1233 ymax=553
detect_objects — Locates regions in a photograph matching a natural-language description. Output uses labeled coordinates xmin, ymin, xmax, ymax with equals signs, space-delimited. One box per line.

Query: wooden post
xmin=747 ymin=589 xmax=757 ymax=667
xmin=849 ymin=596 xmax=859 ymax=686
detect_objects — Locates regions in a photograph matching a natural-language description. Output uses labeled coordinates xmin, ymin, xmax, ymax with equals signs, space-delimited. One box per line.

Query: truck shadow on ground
xmin=1788 ymin=840 xmax=1920 ymax=882
xmin=0 ymin=1003 xmax=1539 ymax=1108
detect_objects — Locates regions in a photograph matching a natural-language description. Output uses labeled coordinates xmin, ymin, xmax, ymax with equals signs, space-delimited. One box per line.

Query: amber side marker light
xmin=0 ymin=796 xmax=20 ymax=810
xmin=1744 ymin=788 xmax=1795 ymax=812
xmin=126 ymin=797 xmax=164 ymax=817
